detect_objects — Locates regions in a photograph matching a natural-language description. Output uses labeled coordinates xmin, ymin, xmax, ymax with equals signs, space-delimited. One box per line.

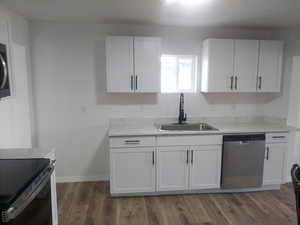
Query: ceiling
xmin=2 ymin=0 xmax=300 ymax=28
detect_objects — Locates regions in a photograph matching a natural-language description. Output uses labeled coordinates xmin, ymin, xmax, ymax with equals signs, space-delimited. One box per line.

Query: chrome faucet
xmin=178 ymin=93 xmax=187 ymax=124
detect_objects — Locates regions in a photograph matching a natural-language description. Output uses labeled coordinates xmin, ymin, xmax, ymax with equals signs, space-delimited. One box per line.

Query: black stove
xmin=0 ymin=159 xmax=49 ymax=209
xmin=0 ymin=158 xmax=54 ymax=225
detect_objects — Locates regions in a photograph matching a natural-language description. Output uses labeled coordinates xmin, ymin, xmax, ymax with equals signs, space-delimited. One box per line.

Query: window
xmin=161 ymin=55 xmax=198 ymax=93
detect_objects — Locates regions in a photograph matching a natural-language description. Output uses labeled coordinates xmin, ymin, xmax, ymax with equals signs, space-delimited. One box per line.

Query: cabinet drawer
xmin=157 ymin=135 xmax=222 ymax=146
xmin=266 ymin=133 xmax=288 ymax=143
xmin=110 ymin=136 xmax=155 ymax=148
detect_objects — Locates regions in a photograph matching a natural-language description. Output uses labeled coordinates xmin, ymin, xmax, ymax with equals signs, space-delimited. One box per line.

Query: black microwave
xmin=0 ymin=43 xmax=10 ymax=98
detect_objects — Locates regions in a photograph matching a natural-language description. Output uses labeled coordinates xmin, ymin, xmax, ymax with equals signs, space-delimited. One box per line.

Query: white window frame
xmin=161 ymin=54 xmax=198 ymax=93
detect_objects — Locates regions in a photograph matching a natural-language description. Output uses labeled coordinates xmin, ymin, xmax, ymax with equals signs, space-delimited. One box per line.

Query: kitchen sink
xmin=159 ymin=122 xmax=218 ymax=131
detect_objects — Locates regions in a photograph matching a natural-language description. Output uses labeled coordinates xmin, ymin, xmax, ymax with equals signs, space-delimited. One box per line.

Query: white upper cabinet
xmin=257 ymin=40 xmax=283 ymax=92
xmin=106 ymin=36 xmax=134 ymax=92
xmin=201 ymin=39 xmax=234 ymax=92
xmin=134 ymin=37 xmax=161 ymax=93
xmin=106 ymin=36 xmax=161 ymax=93
xmin=234 ymin=40 xmax=259 ymax=92
xmin=201 ymin=38 xmax=283 ymax=93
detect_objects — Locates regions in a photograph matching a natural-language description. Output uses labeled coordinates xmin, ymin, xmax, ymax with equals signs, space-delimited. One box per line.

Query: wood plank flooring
xmin=57 ymin=182 xmax=298 ymax=225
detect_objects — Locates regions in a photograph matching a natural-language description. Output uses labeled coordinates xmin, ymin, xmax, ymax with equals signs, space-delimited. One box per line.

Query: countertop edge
xmin=108 ymin=129 xmax=291 ymax=137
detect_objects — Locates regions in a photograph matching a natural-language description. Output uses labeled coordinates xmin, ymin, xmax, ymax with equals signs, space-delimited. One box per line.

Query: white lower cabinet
xmin=110 ymin=147 xmax=156 ymax=194
xmin=263 ymin=143 xmax=285 ymax=185
xmin=190 ymin=146 xmax=222 ymax=190
xmin=157 ymin=147 xmax=189 ymax=191
xmin=110 ymin=135 xmax=223 ymax=195
xmin=110 ymin=133 xmax=287 ymax=195
xmin=157 ymin=145 xmax=222 ymax=192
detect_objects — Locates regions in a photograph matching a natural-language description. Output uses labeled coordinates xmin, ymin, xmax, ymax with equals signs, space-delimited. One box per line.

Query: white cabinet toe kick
xmin=109 ymin=133 xmax=287 ymax=196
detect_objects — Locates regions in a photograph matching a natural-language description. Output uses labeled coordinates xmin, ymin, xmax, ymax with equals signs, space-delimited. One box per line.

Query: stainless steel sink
xmin=159 ymin=122 xmax=218 ymax=131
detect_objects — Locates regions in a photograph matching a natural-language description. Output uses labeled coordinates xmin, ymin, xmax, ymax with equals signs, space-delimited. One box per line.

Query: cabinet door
xmin=263 ymin=143 xmax=285 ymax=185
xmin=234 ymin=40 xmax=259 ymax=92
xmin=157 ymin=146 xmax=189 ymax=191
xmin=110 ymin=148 xmax=155 ymax=194
xmin=106 ymin=36 xmax=134 ymax=92
xmin=201 ymin=39 xmax=234 ymax=92
xmin=190 ymin=146 xmax=222 ymax=190
xmin=134 ymin=37 xmax=161 ymax=93
xmin=257 ymin=41 xmax=283 ymax=92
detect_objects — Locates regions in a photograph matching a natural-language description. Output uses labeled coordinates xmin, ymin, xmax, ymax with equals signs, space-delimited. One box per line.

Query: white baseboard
xmin=56 ymin=175 xmax=293 ymax=184
xmin=56 ymin=174 xmax=109 ymax=183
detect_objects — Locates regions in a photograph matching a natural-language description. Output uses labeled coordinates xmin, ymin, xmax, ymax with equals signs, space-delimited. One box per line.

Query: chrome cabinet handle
xmin=0 ymin=53 xmax=8 ymax=89
xmin=152 ymin=151 xmax=155 ymax=165
xmin=235 ymin=76 xmax=238 ymax=90
xmin=258 ymin=76 xmax=262 ymax=90
xmin=135 ymin=75 xmax=138 ymax=90
xmin=124 ymin=140 xmax=140 ymax=144
xmin=186 ymin=150 xmax=189 ymax=164
xmin=272 ymin=136 xmax=285 ymax=139
xmin=230 ymin=76 xmax=234 ymax=90
xmin=191 ymin=150 xmax=194 ymax=164
xmin=266 ymin=147 xmax=270 ymax=160
xmin=130 ymin=75 xmax=134 ymax=91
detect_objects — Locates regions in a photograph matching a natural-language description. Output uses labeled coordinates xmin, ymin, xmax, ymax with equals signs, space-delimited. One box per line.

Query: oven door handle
xmin=0 ymin=53 xmax=8 ymax=89
xmin=2 ymin=163 xmax=54 ymax=223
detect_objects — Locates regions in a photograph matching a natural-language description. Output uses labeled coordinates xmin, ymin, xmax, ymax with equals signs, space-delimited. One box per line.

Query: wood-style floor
xmin=57 ymin=182 xmax=298 ymax=225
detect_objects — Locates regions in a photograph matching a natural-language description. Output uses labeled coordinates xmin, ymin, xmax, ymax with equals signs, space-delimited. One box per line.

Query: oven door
xmin=0 ymin=43 xmax=10 ymax=98
xmin=1 ymin=165 xmax=54 ymax=225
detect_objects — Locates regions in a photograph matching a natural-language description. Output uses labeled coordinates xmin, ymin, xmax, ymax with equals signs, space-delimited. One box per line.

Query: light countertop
xmin=0 ymin=148 xmax=55 ymax=159
xmin=109 ymin=117 xmax=293 ymax=137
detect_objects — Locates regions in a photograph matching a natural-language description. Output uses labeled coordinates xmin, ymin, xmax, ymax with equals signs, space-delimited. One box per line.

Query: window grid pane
xmin=178 ymin=57 xmax=193 ymax=91
xmin=161 ymin=56 xmax=178 ymax=93
xmin=161 ymin=54 xmax=197 ymax=93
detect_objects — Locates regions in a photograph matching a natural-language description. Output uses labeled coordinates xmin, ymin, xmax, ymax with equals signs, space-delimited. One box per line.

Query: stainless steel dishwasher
xmin=221 ymin=134 xmax=266 ymax=189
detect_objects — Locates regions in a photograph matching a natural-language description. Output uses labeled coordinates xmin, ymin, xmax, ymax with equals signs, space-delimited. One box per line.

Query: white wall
xmin=0 ymin=4 xmax=34 ymax=147
xmin=30 ymin=22 xmax=282 ymax=181
xmin=263 ymin=30 xmax=300 ymax=119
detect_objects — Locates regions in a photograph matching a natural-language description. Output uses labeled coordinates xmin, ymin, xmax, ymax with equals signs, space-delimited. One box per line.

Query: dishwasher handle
xmin=223 ymin=134 xmax=265 ymax=142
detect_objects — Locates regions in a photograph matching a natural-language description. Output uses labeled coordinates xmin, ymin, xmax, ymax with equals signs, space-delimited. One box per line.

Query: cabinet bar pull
xmin=272 ymin=136 xmax=285 ymax=139
xmin=130 ymin=75 xmax=134 ymax=91
xmin=230 ymin=76 xmax=234 ymax=90
xmin=124 ymin=140 xmax=140 ymax=144
xmin=135 ymin=75 xmax=138 ymax=90
xmin=266 ymin=147 xmax=270 ymax=160
xmin=152 ymin=151 xmax=155 ymax=165
xmin=235 ymin=76 xmax=238 ymax=90
xmin=258 ymin=76 xmax=262 ymax=90
xmin=191 ymin=150 xmax=194 ymax=164
xmin=186 ymin=150 xmax=189 ymax=164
